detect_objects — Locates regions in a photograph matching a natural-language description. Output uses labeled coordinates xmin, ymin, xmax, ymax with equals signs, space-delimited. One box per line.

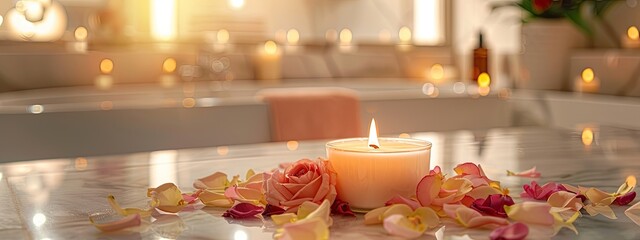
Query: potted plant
xmin=495 ymin=0 xmax=616 ymax=90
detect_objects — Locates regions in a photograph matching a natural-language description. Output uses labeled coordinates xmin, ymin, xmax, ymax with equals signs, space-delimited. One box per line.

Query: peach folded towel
xmin=258 ymin=87 xmax=361 ymax=141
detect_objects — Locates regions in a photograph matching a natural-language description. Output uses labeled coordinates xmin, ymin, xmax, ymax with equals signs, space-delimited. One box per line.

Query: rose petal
xmin=263 ymin=204 xmax=287 ymax=216
xmin=624 ymin=200 xmax=640 ymax=227
xmin=302 ymin=199 xmax=333 ymax=226
xmin=364 ymin=206 xmax=391 ymax=225
xmin=149 ymin=183 xmax=186 ymax=213
xmin=383 ymin=214 xmax=425 ymax=239
xmin=490 ymin=222 xmax=528 ymax=240
xmin=505 ymin=202 xmax=554 ymax=226
xmin=584 ymin=187 xmax=616 ymax=205
xmin=386 ymin=195 xmax=421 ymax=210
xmin=506 ymin=166 xmax=541 ymax=178
xmin=199 ymin=189 xmax=234 ymax=207
xmin=414 ymin=207 xmax=440 ymax=228
xmin=583 ymin=204 xmax=616 ymax=219
xmin=90 ymin=213 xmax=141 ymax=232
xmin=382 ymin=204 xmax=414 ymax=220
xmin=331 ymin=198 xmax=355 ymax=217
xmin=193 ymin=172 xmax=229 ymax=190
xmin=547 ymin=191 xmax=583 ymax=211
xmin=466 ymin=185 xmax=503 ymax=200
xmin=615 ymin=175 xmax=637 ymax=196
xmin=107 ymin=195 xmax=151 ymax=217
xmin=222 ymin=203 xmax=265 ymax=219
xmin=443 ymin=204 xmax=508 ymax=228
xmin=613 ymin=191 xmax=636 ymax=206
xmin=416 ymin=172 xmax=443 ymax=206
xmin=275 ymin=217 xmax=329 ymax=240
xmin=272 ymin=213 xmax=298 ymax=225
xmin=454 ymin=162 xmax=482 ymax=176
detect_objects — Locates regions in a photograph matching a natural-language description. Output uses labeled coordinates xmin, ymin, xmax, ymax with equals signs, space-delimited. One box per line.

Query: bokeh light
xmin=100 ymin=59 xmax=113 ymax=74
xmin=74 ymin=26 xmax=88 ymax=41
xmin=581 ymin=68 xmax=594 ymax=83
xmin=477 ymin=72 xmax=491 ymax=87
xmin=163 ymin=58 xmax=177 ymax=73
xmin=628 ymin=26 xmax=639 ymax=40
xmin=339 ymin=28 xmax=352 ymax=44
xmin=286 ymin=29 xmax=300 ymax=44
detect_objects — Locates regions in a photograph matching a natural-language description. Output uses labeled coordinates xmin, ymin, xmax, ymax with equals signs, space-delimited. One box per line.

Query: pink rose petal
xmin=490 ymin=222 xmax=529 ymax=240
xmin=505 ymin=202 xmax=554 ymax=226
xmin=506 ymin=166 xmax=541 ymax=178
xmin=385 ymin=195 xmax=421 ymax=210
xmin=383 ymin=214 xmax=424 ymax=239
xmin=222 ymin=203 xmax=265 ymax=219
xmin=521 ymin=181 xmax=568 ymax=201
xmin=416 ymin=171 xmax=443 ymax=206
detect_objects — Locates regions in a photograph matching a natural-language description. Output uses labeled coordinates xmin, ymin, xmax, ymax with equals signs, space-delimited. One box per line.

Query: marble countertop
xmin=2 ymin=126 xmax=640 ymax=239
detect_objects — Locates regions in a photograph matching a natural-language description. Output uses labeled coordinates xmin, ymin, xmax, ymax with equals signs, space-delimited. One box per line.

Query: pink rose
xmin=264 ymin=158 xmax=337 ymax=211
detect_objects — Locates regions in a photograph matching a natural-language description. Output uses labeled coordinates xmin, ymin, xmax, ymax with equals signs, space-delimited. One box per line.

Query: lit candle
xmin=68 ymin=26 xmax=88 ymax=52
xmin=326 ymin=119 xmax=431 ymax=210
xmin=397 ymin=26 xmax=412 ymax=51
xmin=254 ymin=40 xmax=282 ymax=81
xmin=338 ymin=28 xmax=355 ymax=52
xmin=622 ymin=26 xmax=640 ymax=49
xmin=285 ymin=28 xmax=301 ymax=53
xmin=574 ymin=67 xmax=600 ymax=93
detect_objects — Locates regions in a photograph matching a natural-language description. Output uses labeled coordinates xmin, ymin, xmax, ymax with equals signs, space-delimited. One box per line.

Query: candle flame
xmin=264 ymin=40 xmax=277 ymax=54
xmin=368 ymin=118 xmax=380 ymax=149
xmin=582 ymin=127 xmax=594 ymax=146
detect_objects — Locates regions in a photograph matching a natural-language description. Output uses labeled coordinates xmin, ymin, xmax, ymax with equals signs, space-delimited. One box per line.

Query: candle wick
xmin=369 ymin=144 xmax=379 ymax=149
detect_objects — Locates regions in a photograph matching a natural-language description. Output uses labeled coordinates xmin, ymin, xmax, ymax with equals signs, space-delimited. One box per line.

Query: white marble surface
xmin=1 ymin=126 xmax=640 ymax=239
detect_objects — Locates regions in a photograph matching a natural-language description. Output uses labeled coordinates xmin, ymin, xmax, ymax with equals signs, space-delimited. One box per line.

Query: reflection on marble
xmin=1 ymin=126 xmax=640 ymax=239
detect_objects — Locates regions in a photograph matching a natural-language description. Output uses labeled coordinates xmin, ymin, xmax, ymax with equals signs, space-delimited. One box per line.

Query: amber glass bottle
xmin=472 ymin=33 xmax=488 ymax=82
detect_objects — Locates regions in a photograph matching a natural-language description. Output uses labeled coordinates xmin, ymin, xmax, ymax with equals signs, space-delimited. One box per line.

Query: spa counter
xmin=1 ymin=126 xmax=640 ymax=239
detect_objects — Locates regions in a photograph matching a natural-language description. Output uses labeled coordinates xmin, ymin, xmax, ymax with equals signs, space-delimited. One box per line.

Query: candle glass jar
xmin=326 ymin=138 xmax=431 ymax=211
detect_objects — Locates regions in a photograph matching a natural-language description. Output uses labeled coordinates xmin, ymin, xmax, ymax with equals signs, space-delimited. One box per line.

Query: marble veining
xmin=1 ymin=126 xmax=640 ymax=239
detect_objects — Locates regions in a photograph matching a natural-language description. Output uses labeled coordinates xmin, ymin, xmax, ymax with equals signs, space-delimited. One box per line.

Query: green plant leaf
xmin=593 ymin=0 xmax=616 ymax=17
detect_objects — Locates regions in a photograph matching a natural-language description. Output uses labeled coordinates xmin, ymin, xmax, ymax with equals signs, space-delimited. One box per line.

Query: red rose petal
xmin=222 ymin=203 xmax=264 ymax=219
xmin=614 ymin=191 xmax=636 ymax=206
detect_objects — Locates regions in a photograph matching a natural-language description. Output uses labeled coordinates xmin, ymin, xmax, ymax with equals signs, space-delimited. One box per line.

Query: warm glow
xmin=368 ymin=118 xmax=380 ymax=148
xmin=414 ymin=0 xmax=444 ymax=45
xmin=286 ymin=141 xmax=299 ymax=151
xmin=478 ymin=86 xmax=491 ymax=96
xmin=339 ymin=28 xmax=352 ymax=44
xmin=33 ymin=213 xmax=46 ymax=227
xmin=182 ymin=98 xmax=196 ymax=108
xmin=74 ymin=26 xmax=87 ymax=41
xmin=100 ymin=59 xmax=113 ymax=74
xmin=453 ymin=82 xmax=466 ymax=94
xmin=162 ymin=58 xmax=177 ymax=73
xmin=217 ymin=146 xmax=229 ymax=156
xmin=75 ymin=157 xmax=88 ymax=170
xmin=430 ymin=64 xmax=444 ymax=81
xmin=151 ymin=0 xmax=176 ymax=41
xmin=100 ymin=101 xmax=113 ymax=110
xmin=286 ymin=29 xmax=300 ymax=44
xmin=95 ymin=75 xmax=113 ymax=89
xmin=23 ymin=0 xmax=44 ymax=22
xmin=29 ymin=104 xmax=43 ymax=114
xmin=477 ymin=72 xmax=491 ymax=87
xmin=628 ymin=26 xmax=639 ymax=40
xmin=217 ymin=29 xmax=229 ymax=44
xmin=582 ymin=128 xmax=594 ymax=146
xmin=325 ymin=29 xmax=338 ymax=42
xmin=0 ymin=15 xmax=3 ymax=27
xmin=582 ymin=68 xmax=594 ymax=83
xmin=378 ymin=29 xmax=391 ymax=42
xmin=399 ymin=133 xmax=411 ymax=138
xmin=149 ymin=150 xmax=177 ymax=187
xmin=398 ymin=26 xmax=412 ymax=43
xmin=264 ymin=40 xmax=278 ymax=54
xmin=229 ymin=0 xmax=245 ymax=9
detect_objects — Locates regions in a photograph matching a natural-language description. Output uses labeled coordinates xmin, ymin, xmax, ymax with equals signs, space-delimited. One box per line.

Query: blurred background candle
xmin=254 ymin=40 xmax=282 ymax=81
xmin=326 ymin=119 xmax=431 ymax=210
xmin=622 ymin=26 xmax=640 ymax=49
xmin=574 ymin=67 xmax=600 ymax=93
